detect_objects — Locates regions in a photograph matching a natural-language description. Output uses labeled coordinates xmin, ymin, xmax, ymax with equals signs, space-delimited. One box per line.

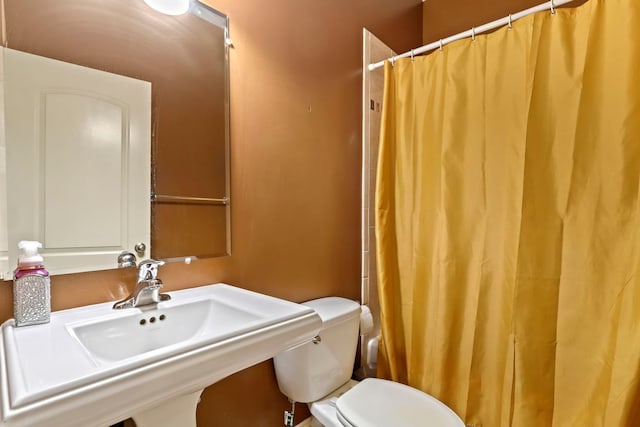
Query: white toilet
xmin=274 ymin=297 xmax=466 ymax=427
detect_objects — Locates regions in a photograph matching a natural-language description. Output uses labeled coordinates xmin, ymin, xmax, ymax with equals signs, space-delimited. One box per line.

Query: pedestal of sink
xmin=0 ymin=284 xmax=322 ymax=427
xmin=132 ymin=391 xmax=202 ymax=427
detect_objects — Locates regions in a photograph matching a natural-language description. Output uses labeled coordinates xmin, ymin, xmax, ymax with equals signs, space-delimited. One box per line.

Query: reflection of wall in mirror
xmin=2 ymin=0 xmax=229 ymax=262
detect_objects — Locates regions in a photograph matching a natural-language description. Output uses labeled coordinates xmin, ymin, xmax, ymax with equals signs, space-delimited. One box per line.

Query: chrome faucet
xmin=113 ymin=258 xmax=171 ymax=309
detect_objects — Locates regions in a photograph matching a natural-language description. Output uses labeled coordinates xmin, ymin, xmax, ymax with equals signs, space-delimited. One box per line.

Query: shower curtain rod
xmin=368 ymin=0 xmax=577 ymax=71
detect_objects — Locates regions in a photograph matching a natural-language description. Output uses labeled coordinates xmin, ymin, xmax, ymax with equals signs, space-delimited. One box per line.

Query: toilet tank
xmin=273 ymin=297 xmax=361 ymax=403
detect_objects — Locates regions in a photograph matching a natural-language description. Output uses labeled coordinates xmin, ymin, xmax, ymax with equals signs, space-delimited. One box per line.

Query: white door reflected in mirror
xmin=1 ymin=47 xmax=151 ymax=278
xmin=0 ymin=143 xmax=7 ymax=276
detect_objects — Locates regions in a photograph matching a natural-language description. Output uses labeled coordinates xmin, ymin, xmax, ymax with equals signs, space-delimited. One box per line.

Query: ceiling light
xmin=143 ymin=0 xmax=190 ymax=16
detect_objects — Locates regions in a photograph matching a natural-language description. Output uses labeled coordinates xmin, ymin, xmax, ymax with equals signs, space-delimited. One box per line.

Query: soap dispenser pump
xmin=13 ymin=240 xmax=51 ymax=327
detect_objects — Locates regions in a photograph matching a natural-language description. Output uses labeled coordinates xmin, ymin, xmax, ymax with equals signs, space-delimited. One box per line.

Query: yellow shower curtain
xmin=375 ymin=0 xmax=640 ymax=425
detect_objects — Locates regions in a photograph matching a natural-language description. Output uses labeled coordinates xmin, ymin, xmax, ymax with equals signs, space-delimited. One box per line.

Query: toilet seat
xmin=335 ymin=378 xmax=465 ymax=427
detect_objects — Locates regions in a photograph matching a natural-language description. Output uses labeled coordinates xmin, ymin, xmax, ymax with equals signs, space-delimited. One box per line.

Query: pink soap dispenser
xmin=13 ymin=240 xmax=51 ymax=326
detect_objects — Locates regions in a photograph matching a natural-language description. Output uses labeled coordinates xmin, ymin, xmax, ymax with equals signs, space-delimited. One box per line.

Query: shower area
xmin=359 ymin=29 xmax=395 ymax=379
xmin=361 ymin=0 xmax=640 ymax=425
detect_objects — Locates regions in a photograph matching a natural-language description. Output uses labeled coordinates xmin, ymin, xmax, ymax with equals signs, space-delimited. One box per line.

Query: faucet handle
xmin=137 ymin=259 xmax=166 ymax=282
xmin=117 ymin=251 xmax=137 ymax=269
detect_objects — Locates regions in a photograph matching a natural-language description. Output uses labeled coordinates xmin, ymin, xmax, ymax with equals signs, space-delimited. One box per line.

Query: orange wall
xmin=1 ymin=0 xmax=422 ymax=425
xmin=194 ymin=1 xmax=422 ymax=423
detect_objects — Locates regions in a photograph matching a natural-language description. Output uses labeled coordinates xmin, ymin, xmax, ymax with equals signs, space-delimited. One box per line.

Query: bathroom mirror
xmin=0 ymin=0 xmax=230 ymax=277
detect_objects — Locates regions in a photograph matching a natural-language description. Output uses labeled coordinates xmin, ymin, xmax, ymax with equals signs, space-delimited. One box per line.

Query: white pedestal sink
xmin=0 ymin=283 xmax=322 ymax=427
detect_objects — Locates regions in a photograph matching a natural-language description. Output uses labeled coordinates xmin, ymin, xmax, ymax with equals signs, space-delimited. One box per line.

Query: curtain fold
xmin=375 ymin=0 xmax=640 ymax=425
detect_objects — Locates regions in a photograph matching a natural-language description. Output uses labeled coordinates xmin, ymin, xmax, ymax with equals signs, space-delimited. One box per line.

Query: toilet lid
xmin=335 ymin=378 xmax=465 ymax=427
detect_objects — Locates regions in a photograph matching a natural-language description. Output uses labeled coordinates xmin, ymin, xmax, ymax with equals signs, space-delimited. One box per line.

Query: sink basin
xmin=69 ymin=299 xmax=216 ymax=364
xmin=69 ymin=297 xmax=266 ymax=364
xmin=0 ymin=283 xmax=322 ymax=427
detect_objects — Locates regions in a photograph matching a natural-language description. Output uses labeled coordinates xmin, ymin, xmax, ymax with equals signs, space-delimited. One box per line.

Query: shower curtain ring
xmin=439 ymin=39 xmax=444 ymax=52
xmin=471 ymin=27 xmax=476 ymax=41
xmin=390 ymin=56 xmax=395 ymax=67
xmin=508 ymin=14 xmax=513 ymax=29
xmin=550 ymin=0 xmax=556 ymax=15
xmin=410 ymin=49 xmax=415 ymax=62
